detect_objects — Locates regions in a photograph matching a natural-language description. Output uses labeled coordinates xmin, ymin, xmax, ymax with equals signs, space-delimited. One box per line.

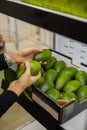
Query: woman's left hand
xmin=8 ymin=47 xmax=41 ymax=64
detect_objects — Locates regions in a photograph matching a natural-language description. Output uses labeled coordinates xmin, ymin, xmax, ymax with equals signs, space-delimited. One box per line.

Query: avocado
xmin=30 ymin=60 xmax=41 ymax=76
xmin=34 ymin=77 xmax=45 ymax=87
xmin=17 ymin=60 xmax=41 ymax=78
xmin=63 ymin=80 xmax=81 ymax=93
xmin=45 ymin=69 xmax=58 ymax=82
xmin=39 ymin=80 xmax=54 ymax=92
xmin=61 ymin=66 xmax=78 ymax=79
xmin=17 ymin=65 xmax=26 ymax=79
xmin=54 ymin=60 xmax=66 ymax=75
xmin=55 ymin=74 xmax=71 ymax=91
xmin=44 ymin=56 xmax=57 ymax=70
xmin=61 ymin=92 xmax=77 ymax=101
xmin=47 ymin=88 xmax=60 ymax=100
xmin=75 ymin=70 xmax=87 ymax=86
xmin=34 ymin=49 xmax=51 ymax=62
xmin=77 ymin=86 xmax=87 ymax=102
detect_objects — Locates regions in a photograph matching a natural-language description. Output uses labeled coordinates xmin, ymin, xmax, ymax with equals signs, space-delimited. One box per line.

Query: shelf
xmin=0 ymin=0 xmax=87 ymax=43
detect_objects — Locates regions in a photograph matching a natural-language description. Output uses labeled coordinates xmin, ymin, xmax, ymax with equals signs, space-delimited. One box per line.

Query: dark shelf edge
xmin=0 ymin=0 xmax=87 ymax=43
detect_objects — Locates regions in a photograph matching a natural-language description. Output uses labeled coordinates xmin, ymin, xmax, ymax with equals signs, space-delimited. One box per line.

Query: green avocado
xmin=54 ymin=60 xmax=66 ymax=75
xmin=17 ymin=60 xmax=41 ymax=78
xmin=75 ymin=70 xmax=87 ymax=86
xmin=30 ymin=60 xmax=41 ymax=76
xmin=39 ymin=80 xmax=54 ymax=92
xmin=34 ymin=49 xmax=51 ymax=62
xmin=55 ymin=74 xmax=71 ymax=91
xmin=34 ymin=77 xmax=45 ymax=87
xmin=77 ymin=86 xmax=87 ymax=102
xmin=47 ymin=88 xmax=60 ymax=100
xmin=61 ymin=92 xmax=77 ymax=101
xmin=63 ymin=80 xmax=81 ymax=93
xmin=45 ymin=69 xmax=58 ymax=82
xmin=61 ymin=66 xmax=78 ymax=79
xmin=17 ymin=65 xmax=26 ymax=79
xmin=44 ymin=56 xmax=57 ymax=70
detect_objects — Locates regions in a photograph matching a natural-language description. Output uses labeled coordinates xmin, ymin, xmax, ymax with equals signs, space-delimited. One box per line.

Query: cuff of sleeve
xmin=0 ymin=54 xmax=8 ymax=70
xmin=4 ymin=53 xmax=12 ymax=66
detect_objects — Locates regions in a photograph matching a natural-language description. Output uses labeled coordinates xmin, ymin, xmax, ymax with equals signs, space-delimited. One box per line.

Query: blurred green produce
xmin=63 ymin=80 xmax=81 ymax=93
xmin=54 ymin=60 xmax=66 ymax=75
xmin=61 ymin=92 xmax=77 ymax=101
xmin=55 ymin=74 xmax=71 ymax=91
xmin=46 ymin=88 xmax=60 ymax=100
xmin=77 ymin=86 xmax=87 ymax=102
xmin=45 ymin=69 xmax=58 ymax=82
xmin=75 ymin=70 xmax=87 ymax=86
xmin=39 ymin=80 xmax=54 ymax=92
xmin=22 ymin=0 xmax=87 ymax=18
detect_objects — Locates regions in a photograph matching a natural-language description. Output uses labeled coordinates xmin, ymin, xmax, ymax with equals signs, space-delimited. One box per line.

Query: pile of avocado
xmin=33 ymin=49 xmax=87 ymax=103
xmin=4 ymin=49 xmax=87 ymax=103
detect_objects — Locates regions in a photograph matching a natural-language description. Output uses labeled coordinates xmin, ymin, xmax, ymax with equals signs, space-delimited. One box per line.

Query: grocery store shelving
xmin=0 ymin=0 xmax=87 ymax=43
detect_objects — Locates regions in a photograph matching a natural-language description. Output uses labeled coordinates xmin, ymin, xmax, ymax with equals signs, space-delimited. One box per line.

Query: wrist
xmin=8 ymin=80 xmax=24 ymax=96
xmin=4 ymin=53 xmax=12 ymax=66
xmin=7 ymin=52 xmax=17 ymax=64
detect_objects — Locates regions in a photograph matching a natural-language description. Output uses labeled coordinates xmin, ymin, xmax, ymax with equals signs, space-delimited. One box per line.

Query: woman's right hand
xmin=8 ymin=61 xmax=41 ymax=96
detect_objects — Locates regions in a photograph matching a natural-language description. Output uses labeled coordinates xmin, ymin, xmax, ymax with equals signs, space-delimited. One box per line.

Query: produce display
xmin=4 ymin=49 xmax=87 ymax=103
xmin=21 ymin=0 xmax=87 ymax=18
xmin=26 ymin=49 xmax=87 ymax=102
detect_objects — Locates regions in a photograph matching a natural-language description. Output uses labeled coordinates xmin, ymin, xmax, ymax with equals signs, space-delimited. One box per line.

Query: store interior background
xmin=0 ymin=13 xmax=54 ymax=130
xmin=0 ymin=13 xmax=54 ymax=52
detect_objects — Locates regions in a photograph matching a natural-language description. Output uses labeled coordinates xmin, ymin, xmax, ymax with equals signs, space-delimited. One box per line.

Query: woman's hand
xmin=8 ymin=48 xmax=41 ymax=64
xmin=8 ymin=61 xmax=41 ymax=96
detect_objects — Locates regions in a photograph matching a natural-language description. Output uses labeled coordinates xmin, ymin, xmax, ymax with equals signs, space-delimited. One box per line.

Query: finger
xmin=22 ymin=48 xmax=41 ymax=53
xmin=34 ymin=48 xmax=42 ymax=53
xmin=28 ymin=48 xmax=42 ymax=54
xmin=24 ymin=61 xmax=31 ymax=75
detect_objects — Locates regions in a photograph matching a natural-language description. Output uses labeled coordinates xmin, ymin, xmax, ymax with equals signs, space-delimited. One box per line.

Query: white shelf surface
xmin=61 ymin=109 xmax=87 ymax=130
